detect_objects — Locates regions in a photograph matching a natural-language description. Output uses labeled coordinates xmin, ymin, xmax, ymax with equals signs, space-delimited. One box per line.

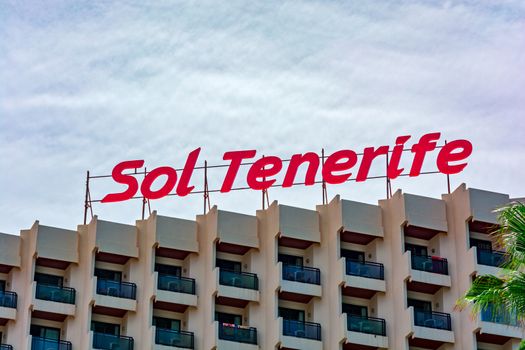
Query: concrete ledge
xmin=412 ymin=325 xmax=455 ymax=343
xmin=0 ymin=306 xmax=16 ymax=321
xmin=344 ymin=274 xmax=386 ymax=292
xmin=31 ymin=282 xmax=76 ymax=316
xmin=345 ymin=330 xmax=388 ymax=348
xmin=217 ymin=284 xmax=260 ymax=303
xmin=478 ymin=320 xmax=524 ymax=339
xmin=280 ymin=279 xmax=322 ymax=297
xmin=94 ymin=293 xmax=137 ymax=312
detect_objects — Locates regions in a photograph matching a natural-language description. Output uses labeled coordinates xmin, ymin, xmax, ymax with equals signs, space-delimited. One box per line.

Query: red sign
xmin=101 ymin=132 xmax=472 ymax=203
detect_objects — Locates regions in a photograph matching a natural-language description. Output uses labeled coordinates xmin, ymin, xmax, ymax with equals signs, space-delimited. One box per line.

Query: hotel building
xmin=0 ymin=183 xmax=523 ymax=350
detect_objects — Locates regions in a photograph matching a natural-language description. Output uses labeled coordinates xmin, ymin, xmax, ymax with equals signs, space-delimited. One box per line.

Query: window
xmin=407 ymin=298 xmax=432 ymax=311
xmin=34 ymin=273 xmax=63 ymax=287
xmin=278 ymin=254 xmax=303 ymax=266
xmin=342 ymin=304 xmax=368 ymax=317
xmin=215 ymin=312 xmax=242 ymax=325
xmin=91 ymin=321 xmax=120 ymax=336
xmin=94 ymin=269 xmax=122 ymax=282
xmin=30 ymin=325 xmax=61 ymax=340
xmin=216 ymin=259 xmax=242 ymax=273
xmin=405 ymin=243 xmax=428 ymax=257
xmin=470 ymin=238 xmax=492 ymax=251
xmin=155 ymin=264 xmax=181 ymax=276
xmin=0 ymin=280 xmax=5 ymax=291
xmin=153 ymin=316 xmax=181 ymax=331
xmin=279 ymin=307 xmax=305 ymax=321
xmin=341 ymin=249 xmax=365 ymax=262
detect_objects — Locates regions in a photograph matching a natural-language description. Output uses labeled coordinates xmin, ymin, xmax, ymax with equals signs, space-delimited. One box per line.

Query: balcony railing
xmin=157 ymin=274 xmax=196 ymax=295
xmin=413 ymin=309 xmax=451 ymax=330
xmin=282 ymin=264 xmax=321 ymax=285
xmin=477 ymin=249 xmax=506 ymax=267
xmin=93 ymin=332 xmax=134 ymax=350
xmin=155 ymin=328 xmax=194 ymax=349
xmin=411 ymin=255 xmax=448 ymax=275
xmin=218 ymin=323 xmax=258 ymax=345
xmin=0 ymin=345 xmax=13 ymax=350
xmin=96 ymin=279 xmax=137 ymax=300
xmin=282 ymin=319 xmax=321 ymax=341
xmin=0 ymin=290 xmax=17 ymax=308
xmin=36 ymin=283 xmax=76 ymax=305
xmin=345 ymin=259 xmax=384 ymax=280
xmin=481 ymin=304 xmax=519 ymax=326
xmin=32 ymin=336 xmax=72 ymax=350
xmin=219 ymin=269 xmax=259 ymax=290
xmin=347 ymin=314 xmax=386 ymax=336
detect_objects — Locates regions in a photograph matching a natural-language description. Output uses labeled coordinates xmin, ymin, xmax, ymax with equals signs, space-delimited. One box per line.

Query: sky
xmin=1 ymin=0 xmax=524 ymax=235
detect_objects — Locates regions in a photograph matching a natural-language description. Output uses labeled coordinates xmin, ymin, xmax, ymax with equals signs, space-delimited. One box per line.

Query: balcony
xmin=347 ymin=314 xmax=386 ymax=336
xmin=282 ymin=319 xmax=321 ymax=341
xmin=155 ymin=327 xmax=194 ymax=349
xmin=279 ymin=263 xmax=322 ymax=301
xmin=0 ymin=291 xmax=17 ymax=309
xmin=406 ymin=307 xmax=454 ymax=346
xmin=154 ymin=273 xmax=197 ymax=309
xmin=36 ymin=284 xmax=76 ymax=304
xmin=277 ymin=318 xmax=322 ymax=350
xmin=97 ymin=279 xmax=136 ymax=300
xmin=158 ymin=274 xmax=195 ymax=295
xmin=93 ymin=277 xmax=137 ymax=313
xmin=218 ymin=323 xmax=257 ymax=345
xmin=215 ymin=268 xmax=260 ymax=306
xmin=342 ymin=258 xmax=386 ymax=298
xmin=411 ymin=255 xmax=448 ymax=275
xmin=343 ymin=313 xmax=388 ymax=348
xmin=31 ymin=336 xmax=72 ymax=350
xmin=346 ymin=259 xmax=384 ymax=280
xmin=219 ymin=269 xmax=258 ymax=290
xmin=475 ymin=304 xmax=523 ymax=340
xmin=413 ymin=309 xmax=451 ymax=330
xmin=404 ymin=252 xmax=451 ymax=293
xmin=0 ymin=345 xmax=13 ymax=350
xmin=481 ymin=305 xmax=518 ymax=326
xmin=0 ymin=290 xmax=17 ymax=321
xmin=93 ymin=332 xmax=134 ymax=350
xmin=477 ymin=249 xmax=506 ymax=267
xmin=282 ymin=264 xmax=320 ymax=285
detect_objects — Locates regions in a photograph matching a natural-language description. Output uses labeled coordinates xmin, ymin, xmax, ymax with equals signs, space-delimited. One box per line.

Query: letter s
xmin=101 ymin=160 xmax=144 ymax=203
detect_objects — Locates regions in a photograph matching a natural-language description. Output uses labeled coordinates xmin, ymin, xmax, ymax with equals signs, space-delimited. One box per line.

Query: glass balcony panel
xmin=347 ymin=314 xmax=386 ymax=336
xmin=96 ymin=279 xmax=137 ymax=300
xmin=218 ymin=323 xmax=257 ymax=345
xmin=345 ymin=260 xmax=384 ymax=280
xmin=481 ymin=304 xmax=518 ymax=326
xmin=31 ymin=336 xmax=72 ymax=350
xmin=477 ymin=249 xmax=506 ymax=267
xmin=413 ymin=309 xmax=451 ymax=330
xmin=0 ymin=345 xmax=13 ymax=350
xmin=157 ymin=274 xmax=196 ymax=295
xmin=282 ymin=319 xmax=321 ymax=341
xmin=93 ymin=332 xmax=134 ymax=350
xmin=411 ymin=255 xmax=448 ymax=275
xmin=35 ymin=284 xmax=76 ymax=304
xmin=282 ymin=264 xmax=321 ymax=285
xmin=219 ymin=269 xmax=259 ymax=290
xmin=0 ymin=291 xmax=17 ymax=308
xmin=155 ymin=328 xmax=194 ymax=349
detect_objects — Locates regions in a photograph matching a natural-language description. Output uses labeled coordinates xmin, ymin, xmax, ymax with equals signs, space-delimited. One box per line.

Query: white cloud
xmin=0 ymin=0 xmax=524 ymax=233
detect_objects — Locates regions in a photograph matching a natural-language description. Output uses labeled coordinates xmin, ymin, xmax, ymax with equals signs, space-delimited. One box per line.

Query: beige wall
xmin=0 ymin=184 xmax=522 ymax=350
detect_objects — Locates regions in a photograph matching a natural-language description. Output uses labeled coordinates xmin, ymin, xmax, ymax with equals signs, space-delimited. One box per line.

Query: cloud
xmin=0 ymin=0 xmax=524 ymax=233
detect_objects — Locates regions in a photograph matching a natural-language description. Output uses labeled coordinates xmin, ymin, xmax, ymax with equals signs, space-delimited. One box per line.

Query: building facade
xmin=0 ymin=183 xmax=523 ymax=350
